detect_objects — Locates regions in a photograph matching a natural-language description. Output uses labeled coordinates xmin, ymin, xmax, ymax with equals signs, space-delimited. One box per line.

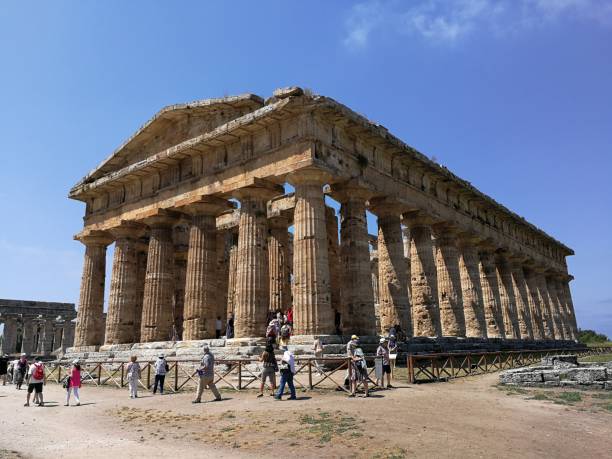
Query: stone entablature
xmin=68 ymin=87 xmax=578 ymax=349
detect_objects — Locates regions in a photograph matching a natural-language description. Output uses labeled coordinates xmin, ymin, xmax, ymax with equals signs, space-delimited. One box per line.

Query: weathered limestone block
xmin=478 ymin=247 xmax=505 ymax=338
xmin=495 ymin=253 xmax=521 ymax=339
xmin=290 ymin=170 xmax=334 ymax=335
xmin=524 ymin=267 xmax=545 ymax=340
xmin=140 ymin=212 xmax=179 ymax=342
xmin=510 ymin=260 xmax=534 ymax=340
xmin=233 ymin=185 xmax=281 ymax=338
xmin=403 ymin=212 xmax=441 ymax=337
xmin=457 ymin=237 xmax=487 ymax=338
xmin=268 ymin=216 xmax=291 ymax=313
xmin=74 ymin=232 xmax=113 ymax=347
xmin=371 ymin=199 xmax=411 ymax=337
xmin=180 ymin=198 xmax=228 ymax=340
xmin=432 ymin=224 xmax=465 ymax=337
xmin=336 ymin=183 xmax=376 ymax=336
xmin=562 ymin=368 xmax=608 ymax=384
xmin=105 ymin=223 xmax=144 ymax=345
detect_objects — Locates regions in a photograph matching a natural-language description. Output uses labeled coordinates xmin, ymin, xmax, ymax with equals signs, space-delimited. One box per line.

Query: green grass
xmin=299 ymin=411 xmax=359 ymax=444
xmin=556 ymin=392 xmax=582 ymax=403
xmin=579 ymin=353 xmax=612 ymax=364
xmin=372 ymin=447 xmax=408 ymax=459
xmin=530 ymin=393 xmax=549 ymax=400
xmin=586 ymin=341 xmax=612 ymax=348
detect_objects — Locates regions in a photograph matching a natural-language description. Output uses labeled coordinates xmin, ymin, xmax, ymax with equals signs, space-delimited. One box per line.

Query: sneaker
xmin=76 ymin=402 xmax=80 ymax=406
xmin=387 ymin=384 xmax=394 ymax=389
xmin=192 ymin=400 xmax=201 ymax=404
xmin=348 ymin=393 xmax=356 ymax=398
xmin=274 ymin=397 xmax=282 ymax=401
xmin=288 ymin=396 xmax=297 ymax=400
xmin=64 ymin=403 xmax=69 ymax=406
xmin=212 ymin=398 xmax=222 ymax=402
xmin=24 ymin=403 xmax=29 ymax=407
xmin=257 ymin=393 xmax=263 ymax=398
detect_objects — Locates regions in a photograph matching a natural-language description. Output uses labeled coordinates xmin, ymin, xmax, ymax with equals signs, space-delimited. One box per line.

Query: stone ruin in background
xmin=499 ymin=355 xmax=612 ymax=390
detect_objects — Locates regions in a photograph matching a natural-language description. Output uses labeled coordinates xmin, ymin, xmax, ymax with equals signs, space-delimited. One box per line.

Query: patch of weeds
xmin=219 ymin=411 xmax=236 ymax=419
xmin=299 ymin=411 xmax=360 ymax=444
xmin=530 ymin=393 xmax=549 ymax=401
xmin=556 ymin=392 xmax=582 ymax=404
xmin=372 ymin=447 xmax=408 ymax=459
xmin=497 ymin=384 xmax=528 ymax=396
xmin=592 ymin=393 xmax=612 ymax=400
xmin=600 ymin=403 xmax=612 ymax=412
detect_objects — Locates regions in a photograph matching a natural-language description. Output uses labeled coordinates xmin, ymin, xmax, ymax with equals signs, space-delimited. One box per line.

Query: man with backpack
xmin=25 ymin=357 xmax=45 ymax=407
xmin=153 ymin=354 xmax=169 ymax=395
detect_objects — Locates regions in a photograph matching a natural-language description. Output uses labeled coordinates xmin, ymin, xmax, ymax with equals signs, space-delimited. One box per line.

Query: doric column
xmin=20 ymin=320 xmax=36 ymax=354
xmin=371 ymin=199 xmax=411 ymax=337
xmin=104 ymin=223 xmax=144 ymax=345
xmin=477 ymin=245 xmax=505 ymax=338
xmin=432 ymin=224 xmax=465 ymax=337
xmin=495 ymin=253 xmax=521 ymax=339
xmin=1 ymin=317 xmax=18 ymax=354
xmin=546 ymin=275 xmax=566 ymax=340
xmin=403 ymin=211 xmax=441 ymax=338
xmin=216 ymin=231 xmax=229 ymax=323
xmin=457 ymin=236 xmax=487 ymax=338
xmin=534 ymin=270 xmax=555 ymax=339
xmin=226 ymin=231 xmax=239 ymax=317
xmin=268 ymin=216 xmax=291 ymax=313
xmin=132 ymin=243 xmax=148 ymax=342
xmin=233 ymin=184 xmax=281 ymax=338
xmin=325 ymin=206 xmax=342 ymax=330
xmin=74 ymin=232 xmax=113 ymax=347
xmin=53 ymin=325 xmax=63 ymax=352
xmin=42 ymin=320 xmax=54 ymax=355
xmin=523 ymin=266 xmax=545 ymax=340
xmin=290 ymin=170 xmax=334 ymax=335
xmin=62 ymin=320 xmax=75 ymax=349
xmin=173 ymin=253 xmax=187 ymax=340
xmin=560 ymin=276 xmax=578 ymax=339
xmin=334 ymin=183 xmax=377 ymax=336
xmin=510 ymin=259 xmax=534 ymax=339
xmin=140 ymin=212 xmax=179 ymax=342
xmin=402 ymin=227 xmax=412 ymax=304
xmin=179 ymin=198 xmax=227 ymax=340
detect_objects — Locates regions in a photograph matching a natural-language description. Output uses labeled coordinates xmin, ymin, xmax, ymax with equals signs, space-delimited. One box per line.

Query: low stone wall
xmin=499 ymin=355 xmax=612 ymax=390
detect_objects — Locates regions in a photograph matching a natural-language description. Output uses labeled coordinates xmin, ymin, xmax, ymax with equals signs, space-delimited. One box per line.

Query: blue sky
xmin=0 ymin=1 xmax=610 ymax=337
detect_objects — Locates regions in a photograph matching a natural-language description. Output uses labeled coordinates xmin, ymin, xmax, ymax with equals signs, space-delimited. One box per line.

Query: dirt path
xmin=0 ymin=374 xmax=610 ymax=458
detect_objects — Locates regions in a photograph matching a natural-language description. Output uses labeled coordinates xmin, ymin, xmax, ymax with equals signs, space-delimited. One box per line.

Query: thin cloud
xmin=343 ymin=0 xmax=612 ymax=48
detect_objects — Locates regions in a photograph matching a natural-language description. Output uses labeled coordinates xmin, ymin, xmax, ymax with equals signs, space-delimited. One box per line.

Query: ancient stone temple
xmin=68 ymin=87 xmax=579 ymax=356
xmin=0 ymin=299 xmax=76 ymax=355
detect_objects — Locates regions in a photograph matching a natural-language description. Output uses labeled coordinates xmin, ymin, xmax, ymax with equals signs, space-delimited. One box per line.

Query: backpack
xmin=33 ymin=363 xmax=44 ymax=380
xmin=280 ymin=324 xmax=291 ymax=338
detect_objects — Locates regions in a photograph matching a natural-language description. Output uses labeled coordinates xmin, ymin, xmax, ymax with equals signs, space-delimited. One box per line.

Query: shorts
xmin=28 ymin=382 xmax=43 ymax=394
xmin=382 ymin=364 xmax=392 ymax=374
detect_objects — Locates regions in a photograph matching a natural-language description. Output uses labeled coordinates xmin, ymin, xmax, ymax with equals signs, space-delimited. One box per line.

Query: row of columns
xmin=74 ymin=171 xmax=578 ymax=346
xmin=1 ymin=316 xmax=74 ymax=355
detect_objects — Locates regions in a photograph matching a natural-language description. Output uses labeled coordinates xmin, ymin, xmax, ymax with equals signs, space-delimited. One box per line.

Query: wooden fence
xmin=407 ymin=347 xmax=609 ymax=384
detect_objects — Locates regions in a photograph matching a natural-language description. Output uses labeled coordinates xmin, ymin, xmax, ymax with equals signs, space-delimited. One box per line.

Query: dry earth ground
xmin=0 ymin=373 xmax=610 ymax=459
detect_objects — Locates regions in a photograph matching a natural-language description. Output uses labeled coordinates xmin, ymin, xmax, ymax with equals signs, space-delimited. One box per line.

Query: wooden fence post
xmin=238 ymin=362 xmax=242 ymax=390
xmin=97 ymin=364 xmax=101 ymax=385
xmin=146 ymin=363 xmax=151 ymax=389
xmin=121 ymin=363 xmax=125 ymax=387
xmin=174 ymin=362 xmax=179 ymax=392
xmin=308 ymin=360 xmax=313 ymax=390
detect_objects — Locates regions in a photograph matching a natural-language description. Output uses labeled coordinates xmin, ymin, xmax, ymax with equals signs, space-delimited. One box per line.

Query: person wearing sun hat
xmin=376 ymin=337 xmax=393 ymax=389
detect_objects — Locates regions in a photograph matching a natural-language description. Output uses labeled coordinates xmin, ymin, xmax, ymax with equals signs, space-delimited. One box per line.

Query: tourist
xmin=274 ymin=346 xmax=296 ymax=401
xmin=279 ymin=322 xmax=292 ymax=347
xmin=226 ymin=313 xmax=234 ymax=339
xmin=313 ymin=337 xmax=324 ymax=375
xmin=126 ymin=355 xmax=141 ymax=399
xmin=376 ymin=338 xmax=393 ymax=389
xmin=7 ymin=358 xmax=15 ymax=384
xmin=15 ymin=354 xmax=28 ymax=390
xmin=0 ymin=354 xmax=8 ymax=386
xmin=343 ymin=335 xmax=359 ymax=389
xmin=65 ymin=359 xmax=81 ymax=406
xmin=215 ymin=316 xmax=223 ymax=339
xmin=350 ymin=345 xmax=369 ymax=398
xmin=286 ymin=307 xmax=293 ymax=326
xmin=193 ymin=345 xmax=221 ymax=403
xmin=25 ymin=357 xmax=45 ymax=407
xmin=153 ymin=354 xmax=169 ymax=395
xmin=266 ymin=320 xmax=278 ymax=342
xmin=258 ymin=344 xmax=277 ymax=397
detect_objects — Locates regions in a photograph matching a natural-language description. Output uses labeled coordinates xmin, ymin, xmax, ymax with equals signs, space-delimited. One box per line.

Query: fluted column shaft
xmin=546 ymin=276 xmax=566 ymax=340
xmin=1 ymin=317 xmax=18 ymax=354
xmin=291 ymin=174 xmax=334 ymax=335
xmin=535 ymin=273 xmax=555 ymax=339
xmin=234 ymin=189 xmax=276 ymax=338
xmin=226 ymin=232 xmax=239 ymax=317
xmin=140 ymin=218 xmax=176 ymax=342
xmin=182 ymin=212 xmax=218 ymax=340
xmin=495 ymin=255 xmax=521 ymax=339
xmin=174 ymin=256 xmax=187 ymax=340
xmin=478 ymin=248 xmax=505 ymax=338
xmin=268 ymin=217 xmax=291 ymax=313
xmin=555 ymin=277 xmax=574 ymax=340
xmin=20 ymin=320 xmax=36 ymax=354
xmin=458 ymin=240 xmax=487 ymax=338
xmin=375 ymin=210 xmax=411 ymax=337
xmin=511 ymin=262 xmax=534 ymax=339
xmin=63 ymin=321 xmax=75 ymax=349
xmin=338 ymin=191 xmax=377 ymax=336
xmin=560 ymin=279 xmax=578 ymax=339
xmin=524 ymin=268 xmax=545 ymax=340
xmin=325 ymin=206 xmax=342 ymax=327
xmin=74 ymin=234 xmax=111 ymax=347
xmin=41 ymin=320 xmax=54 ymax=355
xmin=105 ymin=226 xmax=143 ymax=345
xmin=405 ymin=214 xmax=441 ymax=337
xmin=432 ymin=226 xmax=465 ymax=337
xmin=216 ymin=232 xmax=230 ymax=322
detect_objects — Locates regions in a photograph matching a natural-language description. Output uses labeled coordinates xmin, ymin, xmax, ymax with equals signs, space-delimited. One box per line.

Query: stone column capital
xmin=455 ymin=232 xmax=482 ymax=248
xmin=109 ymin=221 xmax=147 ymax=240
xmin=402 ymin=210 xmax=438 ymax=228
xmin=431 ymin=222 xmax=460 ymax=242
xmin=330 ymin=179 xmax=375 ymax=203
xmin=176 ymin=196 xmax=234 ymax=217
xmin=368 ymin=197 xmax=408 ymax=217
xmin=232 ymin=181 xmax=284 ymax=202
xmin=286 ymin=167 xmax=332 ymax=186
xmin=268 ymin=215 xmax=290 ymax=229
xmin=74 ymin=230 xmax=114 ymax=247
xmin=140 ymin=209 xmax=182 ymax=228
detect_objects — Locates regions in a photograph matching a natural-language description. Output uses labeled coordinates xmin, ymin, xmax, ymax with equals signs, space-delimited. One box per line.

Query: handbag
xmin=62 ymin=376 xmax=71 ymax=389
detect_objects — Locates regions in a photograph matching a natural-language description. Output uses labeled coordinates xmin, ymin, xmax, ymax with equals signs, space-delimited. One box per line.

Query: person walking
xmin=0 ymin=354 xmax=8 ymax=386
xmin=193 ymin=346 xmax=221 ymax=403
xmin=215 ymin=316 xmax=223 ymax=339
xmin=15 ymin=354 xmax=28 ymax=390
xmin=258 ymin=344 xmax=277 ymax=397
xmin=153 ymin=355 xmax=168 ymax=395
xmin=274 ymin=346 xmax=296 ymax=401
xmin=376 ymin=338 xmax=393 ymax=389
xmin=65 ymin=360 xmax=82 ymax=406
xmin=126 ymin=356 xmax=141 ymax=399
xmin=25 ymin=357 xmax=45 ymax=407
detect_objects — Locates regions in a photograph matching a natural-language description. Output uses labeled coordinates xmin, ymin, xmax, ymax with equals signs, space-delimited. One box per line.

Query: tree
xmin=577 ymin=328 xmax=609 ymax=345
